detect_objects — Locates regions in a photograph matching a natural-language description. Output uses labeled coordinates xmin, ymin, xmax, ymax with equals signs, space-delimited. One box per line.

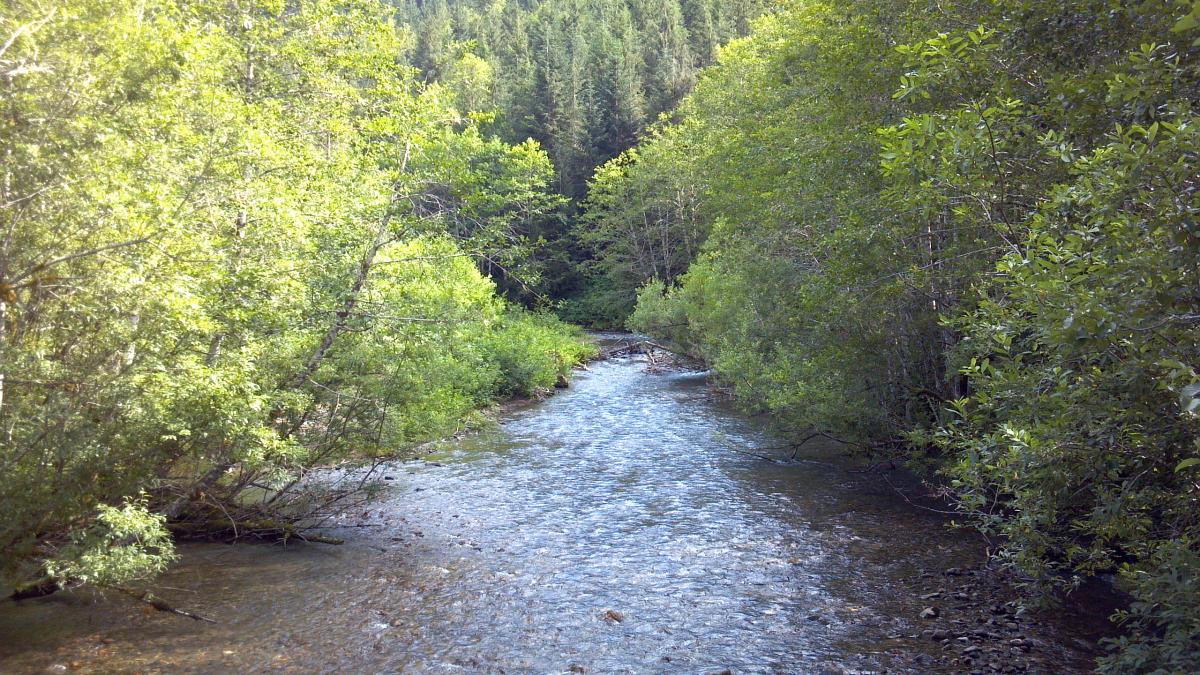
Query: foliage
xmin=397 ymin=0 xmax=767 ymax=198
xmin=393 ymin=0 xmax=768 ymax=315
xmin=576 ymin=130 xmax=707 ymax=326
xmin=1100 ymin=539 xmax=1200 ymax=673
xmin=45 ymin=498 xmax=176 ymax=589
xmin=483 ymin=312 xmax=596 ymax=398
xmin=605 ymin=0 xmax=933 ymax=444
xmin=936 ymin=113 xmax=1200 ymax=672
xmin=628 ymin=279 xmax=693 ymax=348
xmin=0 ymin=0 xmax=589 ymax=594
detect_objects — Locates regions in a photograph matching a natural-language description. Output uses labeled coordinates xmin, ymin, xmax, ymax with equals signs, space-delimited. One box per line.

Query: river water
xmin=1 ymin=341 xmax=1105 ymax=673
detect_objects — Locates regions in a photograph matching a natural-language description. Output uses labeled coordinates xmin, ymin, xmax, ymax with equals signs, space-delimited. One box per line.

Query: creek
xmin=0 ymin=336 xmax=1108 ymax=673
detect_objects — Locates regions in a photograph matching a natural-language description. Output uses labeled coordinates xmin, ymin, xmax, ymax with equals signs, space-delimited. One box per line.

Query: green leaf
xmin=1173 ymin=12 xmax=1200 ymax=33
xmin=1175 ymin=458 xmax=1200 ymax=472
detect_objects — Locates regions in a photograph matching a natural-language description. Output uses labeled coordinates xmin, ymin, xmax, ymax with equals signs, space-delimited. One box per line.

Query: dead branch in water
xmin=9 ymin=578 xmax=216 ymax=623
xmin=719 ymin=443 xmax=781 ymax=463
xmin=114 ymin=587 xmax=216 ymax=623
xmin=598 ymin=339 xmax=701 ymax=374
xmin=9 ymin=575 xmax=58 ymax=600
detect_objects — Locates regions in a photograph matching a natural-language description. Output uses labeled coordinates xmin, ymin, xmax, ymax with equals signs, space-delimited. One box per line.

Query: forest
xmin=3 ymin=0 xmax=1200 ymax=671
xmin=393 ymin=0 xmax=768 ymax=305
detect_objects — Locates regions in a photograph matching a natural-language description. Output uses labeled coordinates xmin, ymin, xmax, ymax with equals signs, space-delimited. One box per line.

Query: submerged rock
xmin=601 ymin=609 xmax=625 ymax=623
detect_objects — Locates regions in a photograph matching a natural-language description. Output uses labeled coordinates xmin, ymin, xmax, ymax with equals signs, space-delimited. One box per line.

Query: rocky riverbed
xmin=0 ymin=341 xmax=1115 ymax=673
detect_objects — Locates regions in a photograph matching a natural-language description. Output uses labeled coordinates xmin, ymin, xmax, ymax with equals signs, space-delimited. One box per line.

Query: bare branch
xmin=10 ymin=234 xmax=157 ymax=285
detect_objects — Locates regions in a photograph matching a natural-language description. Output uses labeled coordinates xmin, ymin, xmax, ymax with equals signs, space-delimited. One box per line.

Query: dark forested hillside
xmin=395 ymin=0 xmax=765 ymax=198
xmin=391 ymin=0 xmax=767 ymax=308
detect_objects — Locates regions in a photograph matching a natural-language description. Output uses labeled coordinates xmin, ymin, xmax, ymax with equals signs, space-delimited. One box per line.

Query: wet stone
xmin=600 ymin=609 xmax=625 ymax=623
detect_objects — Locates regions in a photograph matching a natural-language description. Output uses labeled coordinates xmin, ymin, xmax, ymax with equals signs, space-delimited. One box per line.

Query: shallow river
xmin=1 ymin=342 xmax=1106 ymax=673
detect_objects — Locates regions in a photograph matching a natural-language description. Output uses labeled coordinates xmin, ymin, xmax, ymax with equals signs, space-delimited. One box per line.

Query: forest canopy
xmin=393 ymin=0 xmax=768 ymax=308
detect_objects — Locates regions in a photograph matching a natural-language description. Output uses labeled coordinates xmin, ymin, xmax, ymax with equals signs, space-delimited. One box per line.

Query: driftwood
xmin=599 ymin=339 xmax=682 ymax=359
xmin=597 ymin=339 xmax=640 ymax=359
xmin=598 ymin=339 xmax=702 ymax=376
xmin=114 ymin=587 xmax=216 ymax=623
xmin=9 ymin=578 xmax=215 ymax=623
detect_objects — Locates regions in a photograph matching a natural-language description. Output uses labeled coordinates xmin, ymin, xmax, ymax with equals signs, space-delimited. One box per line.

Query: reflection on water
xmin=0 ymin=340 xmax=1100 ymax=673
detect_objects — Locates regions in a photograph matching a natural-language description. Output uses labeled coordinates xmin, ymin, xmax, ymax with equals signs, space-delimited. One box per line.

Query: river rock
xmin=601 ymin=609 xmax=625 ymax=623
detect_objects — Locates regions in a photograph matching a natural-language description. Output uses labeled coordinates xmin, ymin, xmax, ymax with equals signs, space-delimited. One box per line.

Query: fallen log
xmin=168 ymin=519 xmax=344 ymax=545
xmin=598 ymin=339 xmax=695 ymax=361
xmin=9 ymin=575 xmax=58 ymax=601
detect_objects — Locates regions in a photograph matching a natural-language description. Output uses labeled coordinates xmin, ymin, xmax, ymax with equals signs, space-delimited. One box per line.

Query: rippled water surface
xmin=0 ymin=340 xmax=1102 ymax=673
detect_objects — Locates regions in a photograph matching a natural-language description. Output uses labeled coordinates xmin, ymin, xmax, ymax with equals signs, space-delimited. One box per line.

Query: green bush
xmin=936 ymin=116 xmax=1200 ymax=672
xmin=45 ymin=498 xmax=176 ymax=589
xmin=484 ymin=312 xmax=596 ymax=398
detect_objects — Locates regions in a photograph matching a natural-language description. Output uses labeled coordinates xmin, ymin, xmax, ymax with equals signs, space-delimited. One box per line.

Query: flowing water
xmin=0 ymin=339 xmax=1107 ymax=673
